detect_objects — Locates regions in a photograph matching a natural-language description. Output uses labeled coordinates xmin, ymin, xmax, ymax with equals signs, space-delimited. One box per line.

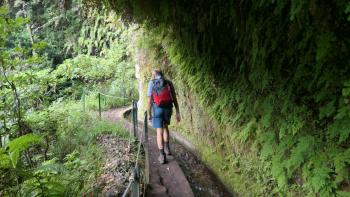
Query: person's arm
xmin=169 ymin=81 xmax=181 ymax=122
xmin=147 ymin=96 xmax=152 ymax=120
xmin=147 ymin=81 xmax=153 ymax=120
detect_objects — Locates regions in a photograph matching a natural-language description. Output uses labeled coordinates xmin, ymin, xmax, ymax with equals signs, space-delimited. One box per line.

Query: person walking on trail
xmin=147 ymin=69 xmax=181 ymax=164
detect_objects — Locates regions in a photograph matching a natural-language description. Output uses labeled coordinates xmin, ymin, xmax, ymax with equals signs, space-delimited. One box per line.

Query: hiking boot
xmin=158 ymin=154 xmax=166 ymax=164
xmin=164 ymin=146 xmax=172 ymax=155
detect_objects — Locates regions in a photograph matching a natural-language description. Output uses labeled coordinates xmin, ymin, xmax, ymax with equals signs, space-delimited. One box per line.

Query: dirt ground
xmin=103 ymin=108 xmax=194 ymax=197
xmin=95 ymin=134 xmax=136 ymax=196
xmin=91 ymin=107 xmax=136 ymax=196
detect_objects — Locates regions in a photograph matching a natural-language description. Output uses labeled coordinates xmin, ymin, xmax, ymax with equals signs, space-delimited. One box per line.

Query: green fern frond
xmin=336 ymin=191 xmax=350 ymax=197
xmin=0 ymin=148 xmax=11 ymax=168
xmin=239 ymin=118 xmax=256 ymax=142
xmin=333 ymin=148 xmax=350 ymax=184
xmin=319 ymin=100 xmax=336 ymax=119
xmin=310 ymin=166 xmax=333 ymax=195
xmin=271 ymin=153 xmax=287 ymax=191
xmin=259 ymin=132 xmax=276 ymax=160
xmin=6 ymin=134 xmax=44 ymax=168
xmin=286 ymin=135 xmax=315 ymax=177
xmin=328 ymin=118 xmax=350 ymax=144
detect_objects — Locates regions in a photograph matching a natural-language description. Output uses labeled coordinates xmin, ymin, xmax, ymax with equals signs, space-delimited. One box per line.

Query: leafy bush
xmin=1 ymin=100 xmax=129 ymax=196
xmin=1 ymin=3 xmax=137 ymax=196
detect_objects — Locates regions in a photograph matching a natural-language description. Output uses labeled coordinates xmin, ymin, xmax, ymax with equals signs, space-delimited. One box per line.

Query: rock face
xmin=132 ymin=44 xmax=233 ymax=193
xmin=134 ymin=49 xmax=148 ymax=117
xmin=134 ymin=45 xmax=213 ymax=137
xmin=135 ymin=62 xmax=143 ymax=113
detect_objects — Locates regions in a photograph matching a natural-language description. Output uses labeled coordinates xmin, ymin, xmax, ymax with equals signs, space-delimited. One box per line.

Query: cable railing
xmin=80 ymin=90 xmax=149 ymax=197
xmin=81 ymin=89 xmax=131 ymax=119
xmin=122 ymin=102 xmax=149 ymax=197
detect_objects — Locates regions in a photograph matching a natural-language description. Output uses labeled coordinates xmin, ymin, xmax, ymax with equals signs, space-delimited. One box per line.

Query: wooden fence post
xmin=0 ymin=97 xmax=5 ymax=147
xmin=123 ymin=89 xmax=126 ymax=106
xmin=144 ymin=111 xmax=149 ymax=186
xmin=132 ymin=100 xmax=135 ymax=138
xmin=98 ymin=93 xmax=101 ymax=120
xmin=135 ymin=101 xmax=138 ymax=136
xmin=82 ymin=89 xmax=85 ymax=112
xmin=104 ymin=95 xmax=106 ymax=109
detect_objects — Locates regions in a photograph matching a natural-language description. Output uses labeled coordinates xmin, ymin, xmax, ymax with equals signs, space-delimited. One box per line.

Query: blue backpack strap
xmin=150 ymin=80 xmax=156 ymax=104
xmin=153 ymin=78 xmax=166 ymax=94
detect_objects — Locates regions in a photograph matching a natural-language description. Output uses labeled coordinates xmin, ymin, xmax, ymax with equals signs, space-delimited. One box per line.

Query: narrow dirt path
xmin=102 ymin=108 xmax=194 ymax=197
xmin=85 ymin=107 xmax=137 ymax=196
xmin=95 ymin=134 xmax=135 ymax=196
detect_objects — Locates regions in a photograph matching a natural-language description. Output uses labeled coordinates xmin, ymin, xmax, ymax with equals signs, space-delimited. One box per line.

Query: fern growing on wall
xmin=84 ymin=0 xmax=350 ymax=195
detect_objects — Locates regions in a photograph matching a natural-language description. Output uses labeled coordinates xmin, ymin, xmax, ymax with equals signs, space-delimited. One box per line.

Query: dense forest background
xmin=0 ymin=0 xmax=137 ymax=195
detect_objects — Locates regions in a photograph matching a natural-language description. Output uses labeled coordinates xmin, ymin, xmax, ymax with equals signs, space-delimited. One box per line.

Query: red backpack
xmin=152 ymin=78 xmax=173 ymax=107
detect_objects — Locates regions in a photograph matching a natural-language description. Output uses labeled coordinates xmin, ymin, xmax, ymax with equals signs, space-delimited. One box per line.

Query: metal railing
xmin=80 ymin=90 xmax=149 ymax=196
xmin=132 ymin=101 xmax=138 ymax=139
xmin=81 ymin=89 xmax=129 ymax=119
xmin=122 ymin=102 xmax=150 ymax=197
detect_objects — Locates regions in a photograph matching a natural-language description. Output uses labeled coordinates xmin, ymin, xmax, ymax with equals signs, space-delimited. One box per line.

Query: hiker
xmin=147 ymin=69 xmax=181 ymax=164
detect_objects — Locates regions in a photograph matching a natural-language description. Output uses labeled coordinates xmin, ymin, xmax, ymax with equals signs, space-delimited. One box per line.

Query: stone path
xmin=102 ymin=108 xmax=194 ymax=197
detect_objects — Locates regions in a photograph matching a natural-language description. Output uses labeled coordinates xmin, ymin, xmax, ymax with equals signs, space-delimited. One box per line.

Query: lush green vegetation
xmin=2 ymin=0 xmax=350 ymax=196
xmin=1 ymin=101 xmax=128 ymax=196
xmin=0 ymin=1 xmax=137 ymax=195
xmin=85 ymin=0 xmax=350 ymax=196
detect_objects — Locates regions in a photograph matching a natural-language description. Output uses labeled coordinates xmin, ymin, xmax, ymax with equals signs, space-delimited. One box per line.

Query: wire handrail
xmin=81 ymin=89 xmax=134 ymax=119
xmin=84 ymin=89 xmax=130 ymax=100
xmin=122 ymin=137 xmax=142 ymax=197
xmin=122 ymin=170 xmax=135 ymax=197
xmin=121 ymin=101 xmax=148 ymax=197
xmin=80 ymin=90 xmax=147 ymax=196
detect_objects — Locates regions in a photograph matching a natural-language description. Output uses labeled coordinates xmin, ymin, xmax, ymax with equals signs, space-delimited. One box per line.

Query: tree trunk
xmin=11 ymin=82 xmax=23 ymax=136
xmin=1 ymin=66 xmax=23 ymax=136
xmin=44 ymin=135 xmax=49 ymax=160
xmin=26 ymin=24 xmax=36 ymax=55
xmin=62 ymin=0 xmax=72 ymax=10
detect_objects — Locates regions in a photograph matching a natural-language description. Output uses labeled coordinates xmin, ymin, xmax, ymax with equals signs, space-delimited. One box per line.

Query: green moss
xmin=86 ymin=0 xmax=350 ymax=195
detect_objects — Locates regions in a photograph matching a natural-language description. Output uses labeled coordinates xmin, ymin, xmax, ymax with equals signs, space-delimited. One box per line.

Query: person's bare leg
xmin=163 ymin=124 xmax=171 ymax=155
xmin=157 ymin=128 xmax=164 ymax=149
xmin=163 ymin=124 xmax=169 ymax=142
xmin=157 ymin=127 xmax=166 ymax=164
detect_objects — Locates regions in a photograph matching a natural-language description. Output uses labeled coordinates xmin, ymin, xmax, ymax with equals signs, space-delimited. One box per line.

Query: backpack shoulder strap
xmin=165 ymin=80 xmax=174 ymax=101
xmin=165 ymin=79 xmax=172 ymax=85
xmin=151 ymin=79 xmax=156 ymax=88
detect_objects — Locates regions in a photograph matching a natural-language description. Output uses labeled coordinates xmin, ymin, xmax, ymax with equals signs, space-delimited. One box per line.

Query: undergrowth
xmin=0 ymin=101 xmax=129 ymax=196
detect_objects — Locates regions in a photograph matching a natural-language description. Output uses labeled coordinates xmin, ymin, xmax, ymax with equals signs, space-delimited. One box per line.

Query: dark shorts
xmin=152 ymin=105 xmax=172 ymax=128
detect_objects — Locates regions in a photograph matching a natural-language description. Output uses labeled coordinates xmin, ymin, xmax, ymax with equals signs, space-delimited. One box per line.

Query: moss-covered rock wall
xmin=86 ymin=0 xmax=350 ymax=196
xmin=133 ymin=32 xmax=278 ymax=195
